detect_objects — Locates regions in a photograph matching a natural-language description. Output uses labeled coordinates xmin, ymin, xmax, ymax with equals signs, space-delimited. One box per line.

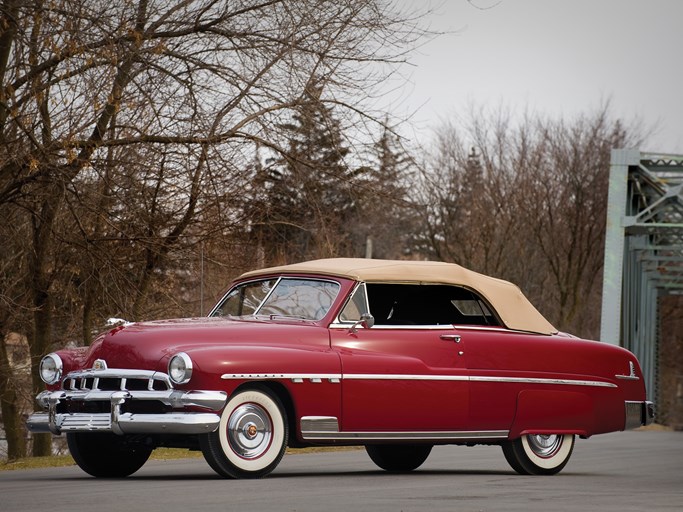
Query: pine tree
xmin=356 ymin=122 xmax=415 ymax=259
xmin=250 ymin=83 xmax=359 ymax=263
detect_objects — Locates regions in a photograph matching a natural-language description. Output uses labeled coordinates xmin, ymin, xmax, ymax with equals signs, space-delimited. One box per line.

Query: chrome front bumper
xmin=26 ymin=389 xmax=227 ymax=435
xmin=624 ymin=400 xmax=655 ymax=430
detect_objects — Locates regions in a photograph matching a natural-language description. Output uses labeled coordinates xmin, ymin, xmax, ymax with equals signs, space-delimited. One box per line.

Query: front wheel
xmin=200 ymin=387 xmax=288 ymax=479
xmin=502 ymin=434 xmax=575 ymax=475
xmin=67 ymin=432 xmax=152 ymax=478
xmin=365 ymin=444 xmax=433 ymax=472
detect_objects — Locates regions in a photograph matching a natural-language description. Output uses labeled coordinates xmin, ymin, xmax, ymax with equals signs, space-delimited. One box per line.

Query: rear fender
xmin=508 ymin=389 xmax=594 ymax=438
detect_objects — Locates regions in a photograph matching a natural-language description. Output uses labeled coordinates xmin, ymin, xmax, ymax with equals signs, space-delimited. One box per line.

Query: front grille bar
xmin=63 ymin=368 xmax=172 ymax=392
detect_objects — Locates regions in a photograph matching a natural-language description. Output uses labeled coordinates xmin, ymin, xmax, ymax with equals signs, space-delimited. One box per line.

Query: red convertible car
xmin=28 ymin=258 xmax=654 ymax=478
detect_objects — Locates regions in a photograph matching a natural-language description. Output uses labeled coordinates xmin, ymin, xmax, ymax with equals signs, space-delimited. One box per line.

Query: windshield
xmin=211 ymin=277 xmax=340 ymax=321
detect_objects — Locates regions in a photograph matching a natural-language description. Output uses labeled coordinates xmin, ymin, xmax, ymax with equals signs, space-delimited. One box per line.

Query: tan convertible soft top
xmin=240 ymin=258 xmax=557 ymax=335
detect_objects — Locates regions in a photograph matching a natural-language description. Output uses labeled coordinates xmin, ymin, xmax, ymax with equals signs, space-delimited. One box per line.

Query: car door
xmin=329 ymin=282 xmax=470 ymax=433
xmin=329 ymin=326 xmax=468 ymax=432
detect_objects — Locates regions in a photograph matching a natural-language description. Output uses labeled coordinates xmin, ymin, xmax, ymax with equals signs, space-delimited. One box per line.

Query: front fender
xmin=175 ymin=344 xmax=343 ymax=437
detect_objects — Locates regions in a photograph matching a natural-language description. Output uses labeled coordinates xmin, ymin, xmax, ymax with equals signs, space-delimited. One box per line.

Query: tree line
xmin=0 ymin=0 xmax=641 ymax=460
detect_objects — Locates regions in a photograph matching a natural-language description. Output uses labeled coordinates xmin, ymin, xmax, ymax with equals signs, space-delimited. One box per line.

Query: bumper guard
xmin=624 ymin=400 xmax=655 ymax=430
xmin=26 ymin=389 xmax=227 ymax=435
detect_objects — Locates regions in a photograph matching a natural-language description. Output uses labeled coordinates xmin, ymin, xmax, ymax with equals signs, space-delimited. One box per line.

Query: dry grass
xmin=636 ymin=423 xmax=674 ymax=432
xmin=0 ymin=454 xmax=76 ymax=471
xmin=0 ymin=445 xmax=362 ymax=471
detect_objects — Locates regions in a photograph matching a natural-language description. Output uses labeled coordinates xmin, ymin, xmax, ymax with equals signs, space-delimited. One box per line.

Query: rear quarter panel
xmin=461 ymin=327 xmax=646 ymax=437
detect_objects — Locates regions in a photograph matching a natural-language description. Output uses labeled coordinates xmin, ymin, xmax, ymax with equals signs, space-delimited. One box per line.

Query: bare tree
xmin=518 ymin=110 xmax=634 ymax=332
xmin=0 ymin=0 xmax=430 ymax=457
xmin=418 ymin=104 xmax=642 ymax=337
xmin=419 ymin=107 xmax=527 ymax=277
xmin=0 ymin=208 xmax=32 ymax=460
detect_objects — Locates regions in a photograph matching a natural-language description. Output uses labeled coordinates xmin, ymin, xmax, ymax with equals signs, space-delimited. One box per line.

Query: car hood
xmin=85 ymin=316 xmax=330 ymax=372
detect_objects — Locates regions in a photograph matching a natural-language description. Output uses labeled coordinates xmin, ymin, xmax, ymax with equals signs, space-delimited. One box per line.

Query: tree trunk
xmin=0 ymin=331 xmax=27 ymax=460
xmin=28 ymin=199 xmax=57 ymax=457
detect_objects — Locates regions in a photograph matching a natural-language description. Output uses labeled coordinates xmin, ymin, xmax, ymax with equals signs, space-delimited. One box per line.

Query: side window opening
xmin=452 ymin=298 xmax=493 ymax=318
xmin=366 ymin=283 xmax=500 ymax=327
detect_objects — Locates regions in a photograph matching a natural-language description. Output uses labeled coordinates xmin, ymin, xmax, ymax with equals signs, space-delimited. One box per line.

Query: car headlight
xmin=39 ymin=353 xmax=63 ymax=385
xmin=168 ymin=352 xmax=193 ymax=384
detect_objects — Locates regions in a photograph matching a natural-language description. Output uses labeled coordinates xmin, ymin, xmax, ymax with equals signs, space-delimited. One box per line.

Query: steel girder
xmin=601 ymin=149 xmax=683 ymax=403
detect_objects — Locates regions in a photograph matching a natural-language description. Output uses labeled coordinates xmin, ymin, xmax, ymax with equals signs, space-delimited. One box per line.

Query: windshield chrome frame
xmin=209 ymin=276 xmax=341 ymax=321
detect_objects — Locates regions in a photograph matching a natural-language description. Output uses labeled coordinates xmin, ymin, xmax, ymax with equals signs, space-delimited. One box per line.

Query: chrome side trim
xmin=220 ymin=372 xmax=616 ymax=388
xmin=329 ymin=324 xmax=456 ymax=330
xmin=301 ymin=429 xmax=509 ymax=442
xmin=347 ymin=374 xmax=615 ymax=388
xmin=221 ymin=373 xmax=342 ymax=383
xmin=470 ymin=376 xmax=617 ymax=388
xmin=344 ymin=374 xmax=469 ymax=382
xmin=450 ymin=326 xmax=511 ymax=333
xmin=328 ymin=324 xmax=514 ymax=333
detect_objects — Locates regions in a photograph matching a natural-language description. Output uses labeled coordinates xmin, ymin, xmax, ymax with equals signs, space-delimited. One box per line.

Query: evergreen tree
xmin=251 ymin=83 xmax=361 ymax=263
xmin=356 ymin=122 xmax=415 ymax=259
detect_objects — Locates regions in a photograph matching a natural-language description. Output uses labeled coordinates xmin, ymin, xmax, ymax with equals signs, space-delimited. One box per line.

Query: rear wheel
xmin=365 ymin=444 xmax=433 ymax=472
xmin=502 ymin=434 xmax=575 ymax=475
xmin=200 ymin=387 xmax=288 ymax=479
xmin=67 ymin=432 xmax=152 ymax=478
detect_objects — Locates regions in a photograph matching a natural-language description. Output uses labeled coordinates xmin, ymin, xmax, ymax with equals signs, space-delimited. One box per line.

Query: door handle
xmin=439 ymin=334 xmax=461 ymax=343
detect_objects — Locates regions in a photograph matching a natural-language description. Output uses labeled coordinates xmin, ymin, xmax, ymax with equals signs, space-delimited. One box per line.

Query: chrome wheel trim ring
xmin=227 ymin=403 xmax=273 ymax=459
xmin=526 ymin=434 xmax=562 ymax=458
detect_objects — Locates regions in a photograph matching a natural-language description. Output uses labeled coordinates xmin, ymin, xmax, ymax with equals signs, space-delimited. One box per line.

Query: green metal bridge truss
xmin=601 ymin=149 xmax=683 ymax=404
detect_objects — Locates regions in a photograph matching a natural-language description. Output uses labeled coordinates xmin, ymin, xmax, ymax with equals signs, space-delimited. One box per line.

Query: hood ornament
xmin=106 ymin=317 xmax=133 ymax=327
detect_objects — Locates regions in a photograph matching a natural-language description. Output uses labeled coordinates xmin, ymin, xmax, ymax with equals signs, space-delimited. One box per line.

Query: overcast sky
xmin=389 ymin=0 xmax=683 ymax=153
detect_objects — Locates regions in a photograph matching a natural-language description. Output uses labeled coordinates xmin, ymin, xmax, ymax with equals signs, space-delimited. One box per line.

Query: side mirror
xmin=350 ymin=313 xmax=375 ymax=333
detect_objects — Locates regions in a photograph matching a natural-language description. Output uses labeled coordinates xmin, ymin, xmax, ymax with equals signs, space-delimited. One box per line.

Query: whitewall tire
xmin=502 ymin=434 xmax=575 ymax=475
xmin=200 ymin=387 xmax=288 ymax=479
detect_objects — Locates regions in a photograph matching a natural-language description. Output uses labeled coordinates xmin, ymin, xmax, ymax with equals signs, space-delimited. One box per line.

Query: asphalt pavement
xmin=1 ymin=430 xmax=681 ymax=512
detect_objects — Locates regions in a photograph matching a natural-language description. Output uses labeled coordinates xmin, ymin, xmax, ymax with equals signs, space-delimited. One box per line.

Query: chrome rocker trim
xmin=299 ymin=415 xmax=508 ymax=442
xmin=624 ymin=400 xmax=655 ymax=430
xmin=27 ymin=388 xmax=227 ymax=435
xmin=302 ymin=430 xmax=510 ymax=442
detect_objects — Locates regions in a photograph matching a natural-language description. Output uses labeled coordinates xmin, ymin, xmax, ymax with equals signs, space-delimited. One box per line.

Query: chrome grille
xmin=62 ymin=369 xmax=172 ymax=392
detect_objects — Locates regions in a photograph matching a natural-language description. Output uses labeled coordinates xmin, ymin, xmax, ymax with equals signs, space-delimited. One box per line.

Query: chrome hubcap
xmin=227 ymin=403 xmax=272 ymax=459
xmin=526 ymin=434 xmax=562 ymax=458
